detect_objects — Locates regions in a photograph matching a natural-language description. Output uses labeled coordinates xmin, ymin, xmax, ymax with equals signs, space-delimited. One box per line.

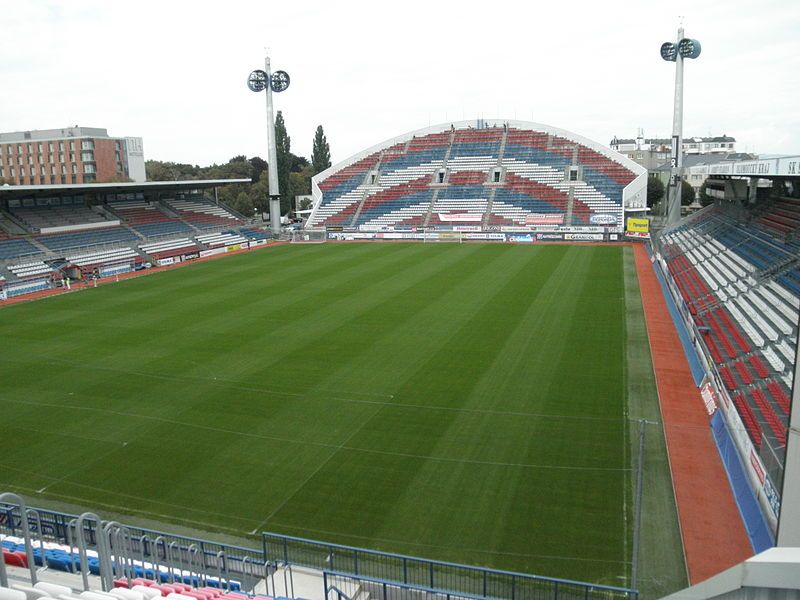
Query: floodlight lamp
xmin=678 ymin=38 xmax=701 ymax=59
xmin=660 ymin=42 xmax=677 ymax=62
xmin=247 ymin=70 xmax=268 ymax=92
xmin=270 ymin=71 xmax=290 ymax=93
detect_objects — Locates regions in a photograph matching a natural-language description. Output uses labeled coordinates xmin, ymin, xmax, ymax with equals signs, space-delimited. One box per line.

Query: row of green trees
xmin=146 ymin=115 xmax=331 ymax=218
xmin=646 ymin=175 xmax=713 ymax=212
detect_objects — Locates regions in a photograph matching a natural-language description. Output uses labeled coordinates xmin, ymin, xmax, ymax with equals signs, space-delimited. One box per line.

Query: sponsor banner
xmin=749 ymin=449 xmax=765 ymax=485
xmin=326 ymin=226 xmax=344 ymax=232
xmin=625 ymin=231 xmax=651 ymax=239
xmin=453 ymin=226 xmax=482 ymax=232
xmin=558 ymin=226 xmax=604 ymax=233
xmin=626 ymin=217 xmax=650 ymax=233
xmin=590 ymin=213 xmax=619 ymax=226
xmin=0 ymin=288 xmax=6 ymax=301
xmin=465 ymin=233 xmax=489 ymax=240
xmin=227 ymin=244 xmax=242 ymax=252
xmin=525 ymin=213 xmax=564 ymax=226
xmin=701 ymin=382 xmax=718 ymax=416
xmin=501 ymin=226 xmax=533 ymax=233
xmin=485 ymin=225 xmax=502 ymax=231
xmin=436 ymin=212 xmax=482 ymax=222
xmin=249 ymin=239 xmax=267 ymax=247
xmin=537 ymin=233 xmax=564 ymax=241
xmin=199 ymin=247 xmax=227 ymax=258
xmin=763 ymin=475 xmax=781 ymax=517
xmin=158 ymin=257 xmax=176 ymax=267
xmin=328 ymin=232 xmax=377 ymax=240
xmin=564 ymin=233 xmax=603 ymax=241
xmin=507 ymin=234 xmax=535 ymax=243
xmin=609 ymin=234 xmax=619 ymax=241
xmin=183 ymin=252 xmax=200 ymax=260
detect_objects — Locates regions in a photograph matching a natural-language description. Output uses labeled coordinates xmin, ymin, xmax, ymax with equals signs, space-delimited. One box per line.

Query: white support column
xmin=667 ymin=27 xmax=685 ymax=226
xmin=265 ymin=55 xmax=282 ymax=236
xmin=777 ymin=334 xmax=800 ymax=546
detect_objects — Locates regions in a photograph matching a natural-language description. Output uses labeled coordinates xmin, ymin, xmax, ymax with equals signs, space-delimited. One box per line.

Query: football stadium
xmin=2 ymin=12 xmax=800 ymax=600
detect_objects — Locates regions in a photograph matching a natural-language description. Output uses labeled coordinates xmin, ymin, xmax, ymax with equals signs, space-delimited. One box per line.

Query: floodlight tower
xmin=660 ymin=27 xmax=701 ymax=225
xmin=247 ymin=56 xmax=291 ymax=236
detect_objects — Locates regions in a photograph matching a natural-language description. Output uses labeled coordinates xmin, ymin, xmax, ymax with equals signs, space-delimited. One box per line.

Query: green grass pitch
xmin=0 ymin=243 xmax=677 ymax=589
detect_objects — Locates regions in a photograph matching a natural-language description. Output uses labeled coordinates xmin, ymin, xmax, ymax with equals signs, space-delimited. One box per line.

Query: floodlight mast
xmin=661 ymin=26 xmax=701 ymax=225
xmin=264 ymin=54 xmax=281 ymax=236
xmin=247 ymin=55 xmax=289 ymax=236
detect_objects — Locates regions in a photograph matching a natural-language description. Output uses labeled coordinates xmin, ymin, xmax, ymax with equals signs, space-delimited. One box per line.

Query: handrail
xmin=264 ymin=531 xmax=638 ymax=598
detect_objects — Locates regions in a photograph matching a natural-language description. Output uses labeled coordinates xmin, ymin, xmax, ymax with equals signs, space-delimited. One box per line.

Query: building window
xmin=37 ymin=143 xmax=43 ymax=153
xmin=48 ymin=153 xmax=54 ymax=163
xmin=69 ymin=153 xmax=75 ymax=162
xmin=50 ymin=166 xmax=55 ymax=175
xmin=49 ymin=143 xmax=54 ymax=152
xmin=71 ymin=164 xmax=77 ymax=174
xmin=81 ymin=151 xmax=94 ymax=162
xmin=28 ymin=155 xmax=33 ymax=165
xmin=20 ymin=167 xmax=25 ymax=177
xmin=84 ymin=164 xmax=96 ymax=174
xmin=40 ymin=166 xmax=46 ymax=176
xmin=81 ymin=140 xmax=94 ymax=150
xmin=69 ymin=141 xmax=75 ymax=151
xmin=0 ymin=167 xmax=3 ymax=177
xmin=17 ymin=144 xmax=23 ymax=154
xmin=27 ymin=144 xmax=32 ymax=153
xmin=61 ymin=165 xmax=66 ymax=175
xmin=59 ymin=153 xmax=64 ymax=163
xmin=59 ymin=142 xmax=64 ymax=152
xmin=9 ymin=167 xmax=14 ymax=177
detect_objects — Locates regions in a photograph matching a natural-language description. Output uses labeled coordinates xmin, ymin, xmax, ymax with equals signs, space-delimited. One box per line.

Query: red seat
xmin=766 ymin=382 xmax=791 ymax=414
xmin=2 ymin=549 xmax=27 ymax=567
xmin=749 ymin=355 xmax=769 ymax=378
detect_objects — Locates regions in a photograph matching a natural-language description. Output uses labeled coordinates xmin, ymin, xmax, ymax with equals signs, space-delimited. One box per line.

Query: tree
xmin=646 ymin=176 xmax=665 ymax=208
xmin=274 ymin=111 xmax=292 ymax=215
xmin=249 ymin=157 xmax=268 ymax=183
xmin=681 ymin=179 xmax=695 ymax=206
xmin=311 ymin=125 xmax=331 ymax=174
xmin=698 ymin=181 xmax=715 ymax=207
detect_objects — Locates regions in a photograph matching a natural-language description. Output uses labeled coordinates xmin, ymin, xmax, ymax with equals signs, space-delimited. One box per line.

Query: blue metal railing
xmin=265 ymin=532 xmax=637 ymax=600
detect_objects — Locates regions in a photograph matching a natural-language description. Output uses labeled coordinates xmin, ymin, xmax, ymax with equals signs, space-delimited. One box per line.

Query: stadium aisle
xmin=633 ymin=244 xmax=752 ymax=584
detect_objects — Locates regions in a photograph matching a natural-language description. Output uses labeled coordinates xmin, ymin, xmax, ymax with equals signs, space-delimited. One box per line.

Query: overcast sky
xmin=1 ymin=0 xmax=798 ymax=167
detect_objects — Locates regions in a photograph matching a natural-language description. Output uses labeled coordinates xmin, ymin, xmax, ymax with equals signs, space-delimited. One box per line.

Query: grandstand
xmin=0 ymin=180 xmax=269 ymax=297
xmin=307 ymin=120 xmax=646 ymax=231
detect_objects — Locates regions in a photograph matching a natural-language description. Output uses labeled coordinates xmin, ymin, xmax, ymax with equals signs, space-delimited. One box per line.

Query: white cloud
xmin=0 ymin=0 xmax=797 ymax=165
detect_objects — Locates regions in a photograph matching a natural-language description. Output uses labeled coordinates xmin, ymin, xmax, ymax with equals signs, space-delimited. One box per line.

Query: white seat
xmin=166 ymin=594 xmax=195 ymax=600
xmin=107 ymin=590 xmax=143 ymax=600
xmin=130 ymin=587 xmax=159 ymax=600
xmin=10 ymin=587 xmax=49 ymax=600
xmin=0 ymin=588 xmax=28 ymax=600
xmin=80 ymin=592 xmax=118 ymax=600
xmin=33 ymin=585 xmax=70 ymax=599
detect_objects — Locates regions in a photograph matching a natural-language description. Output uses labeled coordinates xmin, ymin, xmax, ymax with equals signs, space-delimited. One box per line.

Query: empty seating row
xmin=7 ymin=261 xmax=53 ymax=279
xmin=11 ymin=204 xmax=112 ymax=232
xmin=67 ymin=248 xmax=140 ymax=269
xmin=2 ymin=539 xmax=238 ymax=592
xmin=139 ymin=239 xmax=198 ymax=259
xmin=194 ymin=232 xmax=247 ymax=248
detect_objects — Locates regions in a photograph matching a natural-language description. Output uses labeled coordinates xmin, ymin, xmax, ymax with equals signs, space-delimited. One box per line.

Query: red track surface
xmin=634 ymin=244 xmax=752 ymax=583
